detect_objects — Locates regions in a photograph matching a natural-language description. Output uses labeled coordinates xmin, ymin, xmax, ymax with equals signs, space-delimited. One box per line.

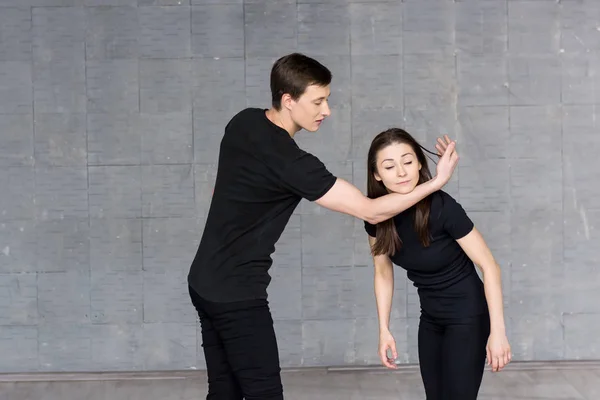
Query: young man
xmin=187 ymin=53 xmax=459 ymax=399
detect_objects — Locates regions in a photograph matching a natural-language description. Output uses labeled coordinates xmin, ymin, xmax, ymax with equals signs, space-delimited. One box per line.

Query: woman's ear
xmin=374 ymin=172 xmax=382 ymax=182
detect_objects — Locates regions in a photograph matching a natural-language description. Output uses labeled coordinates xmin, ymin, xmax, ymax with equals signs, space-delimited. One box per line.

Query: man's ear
xmin=281 ymin=93 xmax=293 ymax=111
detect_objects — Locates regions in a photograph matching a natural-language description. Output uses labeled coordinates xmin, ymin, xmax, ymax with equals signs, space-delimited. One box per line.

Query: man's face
xmin=289 ymin=84 xmax=331 ymax=132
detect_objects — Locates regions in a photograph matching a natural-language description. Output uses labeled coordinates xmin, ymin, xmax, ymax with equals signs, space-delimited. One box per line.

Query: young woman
xmin=364 ymin=129 xmax=511 ymax=399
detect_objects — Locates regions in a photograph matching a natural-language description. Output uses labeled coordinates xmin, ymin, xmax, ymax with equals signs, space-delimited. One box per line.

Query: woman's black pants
xmin=418 ymin=311 xmax=491 ymax=400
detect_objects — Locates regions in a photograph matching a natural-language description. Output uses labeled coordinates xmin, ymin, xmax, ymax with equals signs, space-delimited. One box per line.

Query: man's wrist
xmin=429 ymin=175 xmax=445 ymax=191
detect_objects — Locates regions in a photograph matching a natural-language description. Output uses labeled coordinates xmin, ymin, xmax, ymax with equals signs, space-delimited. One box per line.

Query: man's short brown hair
xmin=270 ymin=53 xmax=332 ymax=110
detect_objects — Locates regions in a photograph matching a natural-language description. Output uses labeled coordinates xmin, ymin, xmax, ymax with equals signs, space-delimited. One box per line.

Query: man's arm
xmin=315 ymin=177 xmax=441 ymax=224
xmin=315 ymin=141 xmax=459 ymax=224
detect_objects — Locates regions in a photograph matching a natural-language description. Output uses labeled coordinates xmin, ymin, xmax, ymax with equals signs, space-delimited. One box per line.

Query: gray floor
xmin=1 ymin=363 xmax=599 ymax=400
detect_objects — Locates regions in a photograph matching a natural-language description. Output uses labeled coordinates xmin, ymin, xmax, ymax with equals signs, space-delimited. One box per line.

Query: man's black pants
xmin=189 ymin=285 xmax=284 ymax=400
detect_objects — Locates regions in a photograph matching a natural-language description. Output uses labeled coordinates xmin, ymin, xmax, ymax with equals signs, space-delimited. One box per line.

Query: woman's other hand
xmin=486 ymin=333 xmax=512 ymax=372
xmin=379 ymin=329 xmax=398 ymax=369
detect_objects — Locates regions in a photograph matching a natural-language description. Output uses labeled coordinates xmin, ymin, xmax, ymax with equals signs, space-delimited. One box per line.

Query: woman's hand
xmin=378 ymin=330 xmax=398 ymax=369
xmin=486 ymin=332 xmax=512 ymax=372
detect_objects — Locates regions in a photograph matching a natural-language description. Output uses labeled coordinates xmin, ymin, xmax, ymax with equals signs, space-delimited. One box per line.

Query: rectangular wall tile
xmin=298 ymin=3 xmax=350 ymax=57
xmin=85 ymin=6 xmax=139 ymax=60
xmin=403 ymin=1 xmax=455 ymax=56
xmin=0 ymin=114 xmax=33 ymax=167
xmin=141 ymin=323 xmax=197 ymax=370
xmin=142 ymin=217 xmax=202 ymax=273
xmin=564 ymin=313 xmax=600 ymax=360
xmin=244 ymin=2 xmax=296 ymax=57
xmin=302 ymin=319 xmax=355 ymax=367
xmin=457 ymin=53 xmax=508 ymax=107
xmin=563 ymin=105 xmax=600 ymax=211
xmin=562 ymin=54 xmax=600 ymax=105
xmin=0 ymin=61 xmax=32 ymax=114
xmin=302 ymin=266 xmax=355 ymax=320
xmin=458 ymin=106 xmax=509 ymax=163
xmin=35 ymin=166 xmax=88 ymax=220
xmin=560 ymin=0 xmax=600 ymax=54
xmin=508 ymin=1 xmax=560 ymax=55
xmin=510 ymin=159 xmax=562 ymax=212
xmin=350 ymin=2 xmax=402 ymax=56
xmin=0 ymin=273 xmax=38 ymax=325
xmin=140 ymin=112 xmax=193 ymax=165
xmin=0 ymin=221 xmax=37 ymax=273
xmin=273 ymin=320 xmax=302 ymax=368
xmin=509 ymin=105 xmax=562 ymax=160
xmin=34 ymin=113 xmax=86 ymax=167
xmin=510 ymin=314 xmax=564 ymax=361
xmin=86 ymin=59 xmax=139 ymax=113
xmin=508 ymin=55 xmax=561 ymax=106
xmin=90 ymin=324 xmax=143 ymax=371
xmin=38 ymin=272 xmax=91 ymax=324
xmin=90 ymin=218 xmax=143 ymax=273
xmin=140 ymin=59 xmax=192 ymax=114
xmin=459 ymin=159 xmax=510 ymax=212
xmin=404 ymin=52 xmax=456 ymax=110
xmin=352 ymin=55 xmax=403 ymax=111
xmin=191 ymin=4 xmax=244 ymax=58
xmin=139 ymin=5 xmax=191 ymax=58
xmin=0 ymin=326 xmax=38 ymax=372
xmin=456 ymin=1 xmax=507 ymax=55
xmin=0 ymin=7 xmax=32 ymax=62
xmin=90 ymin=270 xmax=143 ymax=324
xmin=38 ymin=324 xmax=92 ymax=371
xmin=141 ymin=164 xmax=195 ymax=218
xmin=88 ymin=113 xmax=142 ymax=166
xmin=89 ymin=166 xmax=142 ymax=219
xmin=36 ymin=219 xmax=90 ymax=273
xmin=302 ymin=213 xmax=355 ymax=268
xmin=193 ymin=57 xmax=245 ymax=164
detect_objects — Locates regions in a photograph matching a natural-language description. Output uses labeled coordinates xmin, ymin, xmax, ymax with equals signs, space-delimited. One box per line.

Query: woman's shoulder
xmin=428 ymin=190 xmax=465 ymax=220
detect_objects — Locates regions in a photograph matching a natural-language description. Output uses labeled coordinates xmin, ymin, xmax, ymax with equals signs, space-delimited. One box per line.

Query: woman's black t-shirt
xmin=364 ymin=190 xmax=488 ymax=319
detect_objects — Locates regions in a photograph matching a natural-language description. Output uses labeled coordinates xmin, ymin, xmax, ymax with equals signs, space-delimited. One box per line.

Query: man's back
xmin=188 ymin=108 xmax=337 ymax=303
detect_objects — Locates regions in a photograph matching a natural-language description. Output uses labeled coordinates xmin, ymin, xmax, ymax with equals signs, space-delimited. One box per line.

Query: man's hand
xmin=431 ymin=139 xmax=459 ymax=190
xmin=435 ymin=134 xmax=453 ymax=156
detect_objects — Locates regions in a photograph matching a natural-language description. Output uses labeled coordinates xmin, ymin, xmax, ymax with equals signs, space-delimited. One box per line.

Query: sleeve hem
xmin=304 ymin=175 xmax=338 ymax=202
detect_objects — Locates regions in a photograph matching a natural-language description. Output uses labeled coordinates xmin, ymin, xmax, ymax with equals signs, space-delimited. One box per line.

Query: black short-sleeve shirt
xmin=188 ymin=108 xmax=337 ymax=302
xmin=365 ymin=191 xmax=487 ymax=318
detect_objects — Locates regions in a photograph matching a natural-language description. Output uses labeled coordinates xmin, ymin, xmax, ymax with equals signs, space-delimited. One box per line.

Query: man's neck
xmin=265 ymin=108 xmax=300 ymax=138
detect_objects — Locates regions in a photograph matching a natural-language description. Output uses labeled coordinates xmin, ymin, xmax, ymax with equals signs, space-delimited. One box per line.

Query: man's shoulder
xmin=228 ymin=107 xmax=266 ymax=127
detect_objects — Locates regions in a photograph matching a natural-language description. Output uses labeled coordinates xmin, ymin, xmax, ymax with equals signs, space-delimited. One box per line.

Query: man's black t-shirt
xmin=188 ymin=108 xmax=337 ymax=303
xmin=365 ymin=190 xmax=488 ymax=319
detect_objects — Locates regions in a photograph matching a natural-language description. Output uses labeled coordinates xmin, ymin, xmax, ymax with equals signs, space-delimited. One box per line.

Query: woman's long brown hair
xmin=367 ymin=128 xmax=438 ymax=257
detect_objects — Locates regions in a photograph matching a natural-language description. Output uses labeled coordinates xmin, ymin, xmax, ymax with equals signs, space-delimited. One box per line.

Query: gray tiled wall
xmin=0 ymin=0 xmax=598 ymax=373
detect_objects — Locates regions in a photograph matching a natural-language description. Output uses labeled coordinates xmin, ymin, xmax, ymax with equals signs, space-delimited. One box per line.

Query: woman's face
xmin=374 ymin=142 xmax=421 ymax=195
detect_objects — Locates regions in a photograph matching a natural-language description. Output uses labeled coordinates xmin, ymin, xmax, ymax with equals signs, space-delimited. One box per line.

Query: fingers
xmin=435 ymin=135 xmax=453 ymax=156
xmin=391 ymin=341 xmax=398 ymax=360
xmin=486 ymin=347 xmax=492 ymax=367
xmin=379 ymin=346 xmax=397 ymax=370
